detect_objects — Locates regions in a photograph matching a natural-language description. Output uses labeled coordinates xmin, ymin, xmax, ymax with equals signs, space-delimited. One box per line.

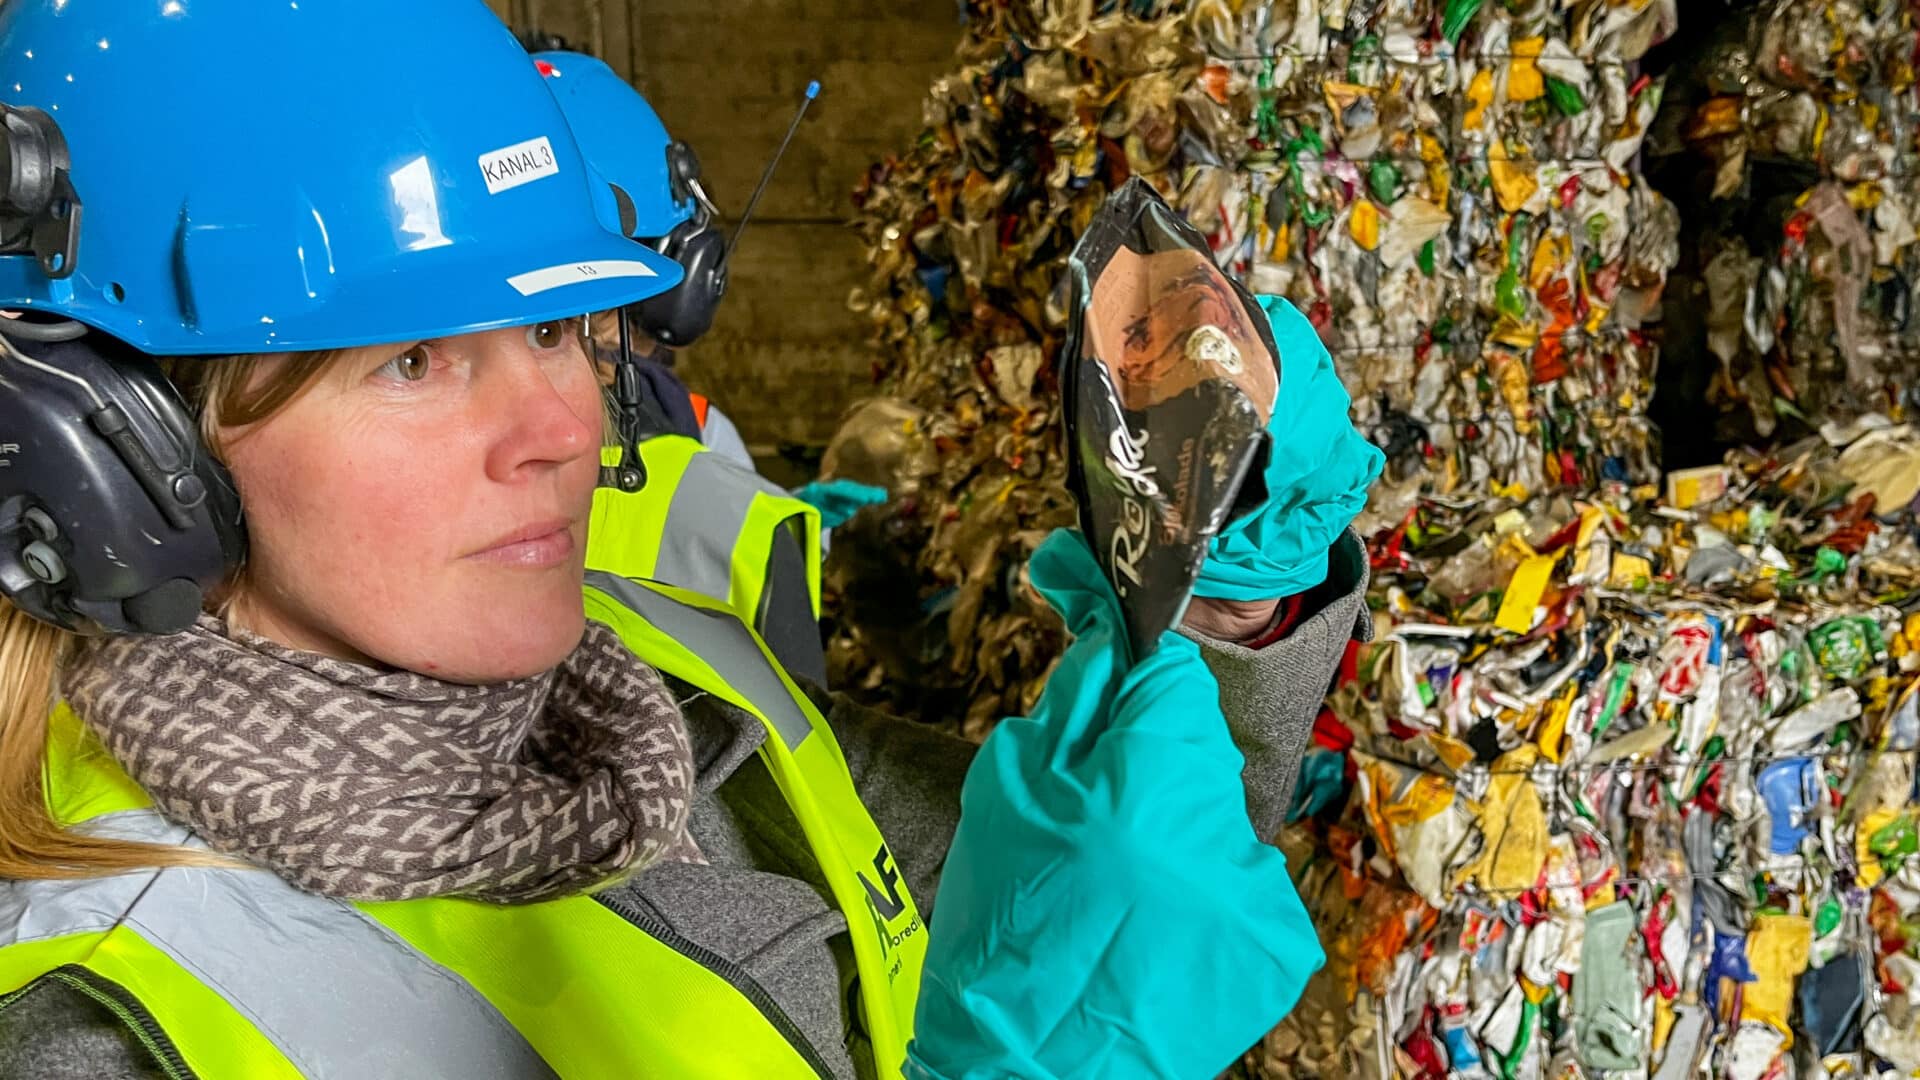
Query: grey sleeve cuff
xmin=1180 ymin=528 xmax=1372 ymax=841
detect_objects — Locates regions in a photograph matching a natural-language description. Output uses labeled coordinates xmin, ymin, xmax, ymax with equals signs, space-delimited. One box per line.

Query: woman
xmin=0 ymin=2 xmax=1377 ymax=1077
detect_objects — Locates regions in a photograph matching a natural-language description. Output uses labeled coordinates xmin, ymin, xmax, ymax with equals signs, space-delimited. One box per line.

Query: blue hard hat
xmin=532 ymin=51 xmax=696 ymax=241
xmin=0 ymin=0 xmax=686 ymax=355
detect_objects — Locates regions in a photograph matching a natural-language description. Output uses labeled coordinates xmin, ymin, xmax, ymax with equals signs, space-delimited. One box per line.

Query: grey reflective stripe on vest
xmin=0 ymin=810 xmax=557 ymax=1080
xmin=586 ymin=570 xmax=813 ymax=751
xmin=653 ymin=450 xmax=788 ymax=603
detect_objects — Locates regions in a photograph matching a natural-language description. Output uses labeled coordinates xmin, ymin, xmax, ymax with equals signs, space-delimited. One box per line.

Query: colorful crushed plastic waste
xmin=1657 ymin=0 xmax=1920 ymax=445
xmin=1227 ymin=0 xmax=1680 ymax=499
xmin=824 ymin=0 xmax=1920 ymax=1073
xmin=1257 ymin=422 xmax=1920 ymax=1078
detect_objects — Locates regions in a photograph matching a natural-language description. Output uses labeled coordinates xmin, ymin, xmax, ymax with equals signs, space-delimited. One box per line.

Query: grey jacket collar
xmin=668 ymin=677 xmax=771 ymax=796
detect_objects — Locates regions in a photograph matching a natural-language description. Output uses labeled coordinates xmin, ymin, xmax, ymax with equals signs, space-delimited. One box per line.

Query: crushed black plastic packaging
xmin=1063 ymin=177 xmax=1276 ymax=661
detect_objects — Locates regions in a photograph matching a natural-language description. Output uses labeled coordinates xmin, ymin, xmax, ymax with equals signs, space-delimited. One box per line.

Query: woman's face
xmin=220 ymin=321 xmax=603 ymax=683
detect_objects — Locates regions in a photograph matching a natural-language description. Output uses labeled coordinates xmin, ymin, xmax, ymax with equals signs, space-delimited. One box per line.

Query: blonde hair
xmin=0 ymin=350 xmax=339 ymax=880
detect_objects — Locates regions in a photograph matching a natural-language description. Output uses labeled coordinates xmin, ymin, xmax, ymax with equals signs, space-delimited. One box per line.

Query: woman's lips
xmin=468 ymin=521 xmax=577 ymax=568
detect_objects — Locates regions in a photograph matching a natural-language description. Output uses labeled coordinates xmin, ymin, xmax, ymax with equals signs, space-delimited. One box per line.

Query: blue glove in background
xmin=905 ymin=529 xmax=1325 ymax=1080
xmin=791 ymin=478 xmax=890 ymax=529
xmin=1286 ymin=749 xmax=1348 ymax=823
xmin=1195 ymin=295 xmax=1384 ymax=602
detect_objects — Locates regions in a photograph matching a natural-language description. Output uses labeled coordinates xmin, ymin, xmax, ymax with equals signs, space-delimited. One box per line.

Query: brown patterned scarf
xmin=63 ymin=616 xmax=700 ymax=903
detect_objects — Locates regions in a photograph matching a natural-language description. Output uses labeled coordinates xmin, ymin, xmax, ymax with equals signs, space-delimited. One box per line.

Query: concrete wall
xmin=488 ymin=0 xmax=960 ymax=457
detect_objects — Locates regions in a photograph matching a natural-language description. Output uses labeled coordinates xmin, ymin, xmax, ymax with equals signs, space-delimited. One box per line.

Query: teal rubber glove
xmin=905 ymin=529 xmax=1325 ymax=1080
xmin=791 ymin=479 xmax=889 ymax=529
xmin=1195 ymin=295 xmax=1384 ymax=602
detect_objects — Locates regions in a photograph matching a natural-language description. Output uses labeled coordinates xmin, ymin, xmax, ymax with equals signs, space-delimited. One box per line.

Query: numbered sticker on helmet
xmin=505 ymin=259 xmax=658 ymax=296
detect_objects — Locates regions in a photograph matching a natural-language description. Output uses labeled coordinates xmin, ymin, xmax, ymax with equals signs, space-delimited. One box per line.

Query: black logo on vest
xmin=860 ymin=843 xmax=906 ymax=921
xmin=858 ymin=843 xmax=921 ymax=982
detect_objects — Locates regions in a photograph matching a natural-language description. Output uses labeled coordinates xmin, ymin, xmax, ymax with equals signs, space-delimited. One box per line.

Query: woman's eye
xmin=526 ymin=319 xmax=572 ymax=351
xmin=377 ymin=345 xmax=431 ymax=382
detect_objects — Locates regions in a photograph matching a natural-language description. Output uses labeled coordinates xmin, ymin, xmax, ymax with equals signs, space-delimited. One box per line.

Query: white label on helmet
xmin=479 ymin=136 xmax=560 ymax=195
xmin=506 ymin=259 xmax=658 ymax=296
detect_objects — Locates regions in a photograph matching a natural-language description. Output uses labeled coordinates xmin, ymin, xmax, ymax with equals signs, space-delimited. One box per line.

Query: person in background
xmin=525 ymin=32 xmax=886 ymax=538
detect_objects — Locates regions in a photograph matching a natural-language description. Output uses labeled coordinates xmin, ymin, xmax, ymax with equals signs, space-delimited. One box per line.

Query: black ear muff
xmin=635 ymin=214 xmax=727 ymax=348
xmin=629 ymin=141 xmax=728 ymax=348
xmin=0 ymin=326 xmax=245 ymax=634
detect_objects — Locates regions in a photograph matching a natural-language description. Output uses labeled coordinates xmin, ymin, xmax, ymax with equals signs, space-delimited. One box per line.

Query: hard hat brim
xmin=0 ymin=224 xmax=688 ymax=356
